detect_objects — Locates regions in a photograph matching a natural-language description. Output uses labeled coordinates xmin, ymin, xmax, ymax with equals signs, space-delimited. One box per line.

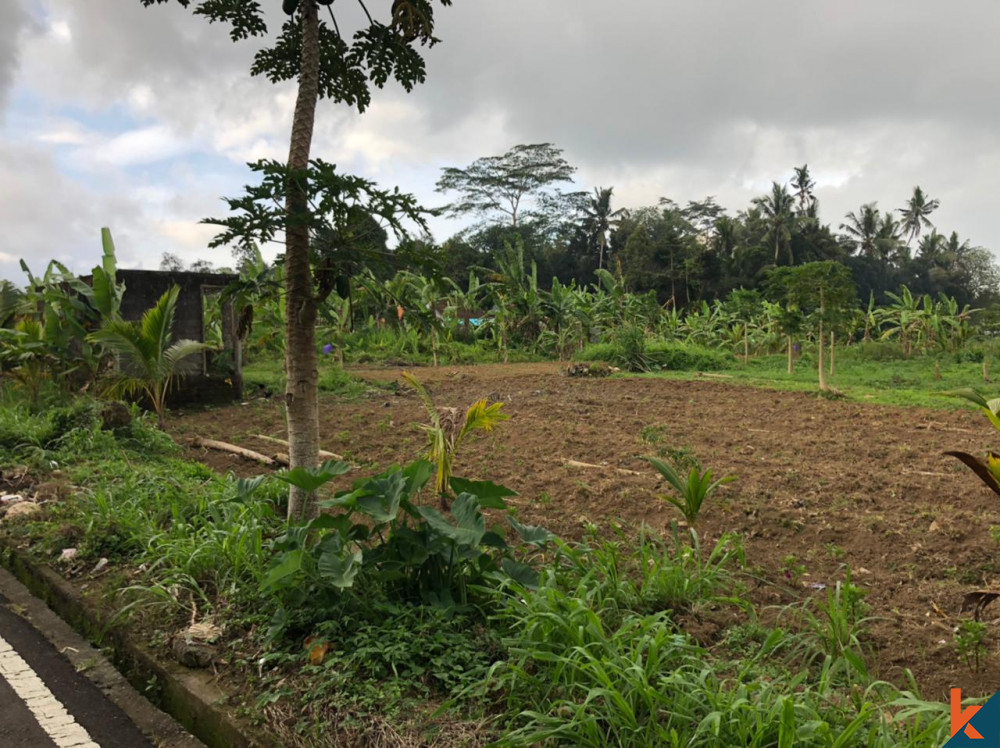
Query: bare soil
xmin=170 ymin=362 xmax=1000 ymax=702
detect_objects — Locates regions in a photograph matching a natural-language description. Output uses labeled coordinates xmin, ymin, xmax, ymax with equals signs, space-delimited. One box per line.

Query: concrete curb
xmin=0 ymin=539 xmax=270 ymax=748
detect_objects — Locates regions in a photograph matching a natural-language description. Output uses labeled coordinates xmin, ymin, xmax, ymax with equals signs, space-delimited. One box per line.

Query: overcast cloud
xmin=2 ymin=0 xmax=1000 ymax=281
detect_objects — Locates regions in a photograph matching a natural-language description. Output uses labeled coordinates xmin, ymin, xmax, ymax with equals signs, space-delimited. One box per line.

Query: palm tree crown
xmin=582 ymin=186 xmax=623 ymax=271
xmin=753 ymin=182 xmax=796 ymax=265
xmin=899 ymin=186 xmax=940 ymax=244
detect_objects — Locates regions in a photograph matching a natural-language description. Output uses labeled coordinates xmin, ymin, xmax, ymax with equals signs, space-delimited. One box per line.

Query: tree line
xmin=432 ymin=144 xmax=999 ymax=311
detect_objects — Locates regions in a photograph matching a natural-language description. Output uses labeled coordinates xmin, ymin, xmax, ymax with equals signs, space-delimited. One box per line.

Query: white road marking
xmin=0 ymin=632 xmax=100 ymax=747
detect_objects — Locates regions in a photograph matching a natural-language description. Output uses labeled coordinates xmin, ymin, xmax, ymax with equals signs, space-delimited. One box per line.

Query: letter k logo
xmin=953 ymin=688 xmax=985 ymax=739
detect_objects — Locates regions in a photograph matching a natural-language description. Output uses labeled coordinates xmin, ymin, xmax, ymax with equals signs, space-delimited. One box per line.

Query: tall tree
xmin=582 ymin=186 xmax=623 ymax=271
xmin=840 ymin=203 xmax=881 ymax=258
xmin=142 ymin=0 xmax=453 ymax=521
xmin=436 ymin=143 xmax=584 ymax=230
xmin=899 ymin=186 xmax=940 ymax=245
xmin=876 ymin=212 xmax=905 ymax=264
xmin=753 ymin=182 xmax=796 ymax=265
xmin=791 ymin=164 xmax=817 ymax=217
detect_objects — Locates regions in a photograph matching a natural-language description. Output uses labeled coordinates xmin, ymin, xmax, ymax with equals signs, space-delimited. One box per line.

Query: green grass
xmin=242 ymin=357 xmax=370 ymax=398
xmin=0 ymin=388 xmax=958 ymax=746
xmin=627 ymin=348 xmax=996 ymax=410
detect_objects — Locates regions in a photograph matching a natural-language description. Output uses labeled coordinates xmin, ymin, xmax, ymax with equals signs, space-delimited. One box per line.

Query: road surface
xmin=0 ymin=568 xmax=202 ymax=747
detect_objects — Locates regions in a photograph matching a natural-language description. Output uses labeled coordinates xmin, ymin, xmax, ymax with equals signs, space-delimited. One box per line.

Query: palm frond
xmin=141 ymin=286 xmax=180 ymax=361
xmin=164 ymin=339 xmax=214 ymax=369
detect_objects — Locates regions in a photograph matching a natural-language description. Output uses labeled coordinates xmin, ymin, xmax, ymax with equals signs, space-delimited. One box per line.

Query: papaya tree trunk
xmin=829 ymin=331 xmax=835 ymax=377
xmin=743 ymin=325 xmax=749 ymax=364
xmin=285 ymin=0 xmax=321 ymax=522
xmin=787 ymin=335 xmax=794 ymax=374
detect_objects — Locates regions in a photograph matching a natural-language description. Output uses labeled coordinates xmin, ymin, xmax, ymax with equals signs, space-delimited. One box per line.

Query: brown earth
xmin=170 ymin=362 xmax=1000 ymax=702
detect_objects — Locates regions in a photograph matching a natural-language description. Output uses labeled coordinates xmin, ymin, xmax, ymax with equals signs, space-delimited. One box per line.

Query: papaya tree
xmin=766 ymin=262 xmax=856 ymax=391
xmin=140 ymin=0 xmax=454 ymax=520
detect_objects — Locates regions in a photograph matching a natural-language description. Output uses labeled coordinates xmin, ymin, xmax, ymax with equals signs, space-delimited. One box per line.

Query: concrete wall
xmin=117 ymin=270 xmax=242 ymax=402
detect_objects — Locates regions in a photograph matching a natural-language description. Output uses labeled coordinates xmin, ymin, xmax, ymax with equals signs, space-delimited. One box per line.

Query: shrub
xmin=578 ymin=340 xmax=733 ymax=371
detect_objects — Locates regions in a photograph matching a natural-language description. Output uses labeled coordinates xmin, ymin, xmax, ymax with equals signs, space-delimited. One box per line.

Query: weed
xmin=781 ymin=554 xmax=807 ymax=584
xmin=955 ymin=620 xmax=988 ymax=672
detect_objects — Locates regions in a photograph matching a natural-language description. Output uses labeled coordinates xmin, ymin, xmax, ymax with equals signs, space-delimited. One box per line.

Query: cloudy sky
xmin=2 ymin=0 xmax=999 ymax=282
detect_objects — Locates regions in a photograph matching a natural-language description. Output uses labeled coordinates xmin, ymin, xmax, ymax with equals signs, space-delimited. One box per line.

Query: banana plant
xmin=89 ymin=286 xmax=215 ymax=427
xmin=0 ymin=320 xmax=53 ymax=408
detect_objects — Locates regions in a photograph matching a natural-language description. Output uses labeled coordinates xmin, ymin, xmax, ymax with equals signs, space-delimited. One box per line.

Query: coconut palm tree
xmin=753 ymin=183 xmax=796 ymax=265
xmin=841 ymin=203 xmax=881 ymax=258
xmin=876 ymin=213 xmax=906 ymax=264
xmin=89 ymin=286 xmax=214 ymax=428
xmin=582 ymin=186 xmax=624 ymax=271
xmin=791 ymin=164 xmax=817 ymax=217
xmin=899 ymin=186 xmax=940 ymax=245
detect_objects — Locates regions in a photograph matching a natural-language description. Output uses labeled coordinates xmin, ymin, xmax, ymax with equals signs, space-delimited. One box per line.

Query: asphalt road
xmin=0 ymin=568 xmax=203 ymax=748
xmin=0 ymin=591 xmax=153 ymax=747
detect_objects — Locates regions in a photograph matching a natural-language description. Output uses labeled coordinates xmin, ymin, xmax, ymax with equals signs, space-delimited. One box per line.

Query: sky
xmin=2 ymin=0 xmax=1000 ymax=283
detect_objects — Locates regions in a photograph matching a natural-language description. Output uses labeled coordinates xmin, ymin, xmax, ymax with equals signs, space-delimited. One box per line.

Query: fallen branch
xmin=914 ymin=422 xmax=977 ymax=434
xmin=192 ymin=437 xmax=278 ymax=467
xmin=252 ymin=434 xmax=344 ymax=461
xmin=562 ymin=459 xmax=644 ymax=476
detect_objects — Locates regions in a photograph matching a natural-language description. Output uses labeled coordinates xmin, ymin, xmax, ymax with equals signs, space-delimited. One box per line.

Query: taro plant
xmin=645 ymin=455 xmax=735 ymax=530
xmin=402 ymin=371 xmax=509 ymax=505
xmin=259 ymin=458 xmax=550 ymax=635
xmin=88 ymin=286 xmax=214 ymax=428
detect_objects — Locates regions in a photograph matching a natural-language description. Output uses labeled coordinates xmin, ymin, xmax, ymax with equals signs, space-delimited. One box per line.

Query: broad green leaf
xmin=307 ymin=514 xmax=353 ymax=535
xmin=449 ymin=477 xmax=517 ymax=509
xmin=260 ymin=549 xmax=304 ymax=592
xmin=317 ymin=547 xmax=362 ymax=589
xmin=451 ymin=493 xmax=486 ymax=534
xmin=501 ymin=558 xmax=540 ymax=589
xmin=480 ymin=531 xmax=508 ymax=550
xmin=946 ymin=387 xmax=990 ymax=409
xmin=275 ymin=459 xmax=351 ymax=492
xmin=508 ymin=516 xmax=555 ymax=547
xmin=235 ymin=475 xmax=267 ymax=500
xmin=355 ymin=471 xmax=406 ymax=522
xmin=402 ymin=459 xmax=434 ymax=496
xmin=418 ymin=501 xmax=484 ymax=547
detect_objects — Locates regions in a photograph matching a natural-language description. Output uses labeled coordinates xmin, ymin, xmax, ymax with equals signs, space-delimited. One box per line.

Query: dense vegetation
xmin=3 ymin=1 xmax=998 ymax=743
xmin=0 ymin=394 xmax=958 ymax=745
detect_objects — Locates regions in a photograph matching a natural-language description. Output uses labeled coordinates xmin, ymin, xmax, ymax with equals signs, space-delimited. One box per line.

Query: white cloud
xmin=2 ymin=0 xmax=1000 ymax=278
xmin=81 ymin=125 xmax=193 ymax=168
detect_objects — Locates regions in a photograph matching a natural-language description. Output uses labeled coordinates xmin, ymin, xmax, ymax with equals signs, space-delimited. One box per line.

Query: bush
xmin=578 ymin=340 xmax=733 ymax=371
